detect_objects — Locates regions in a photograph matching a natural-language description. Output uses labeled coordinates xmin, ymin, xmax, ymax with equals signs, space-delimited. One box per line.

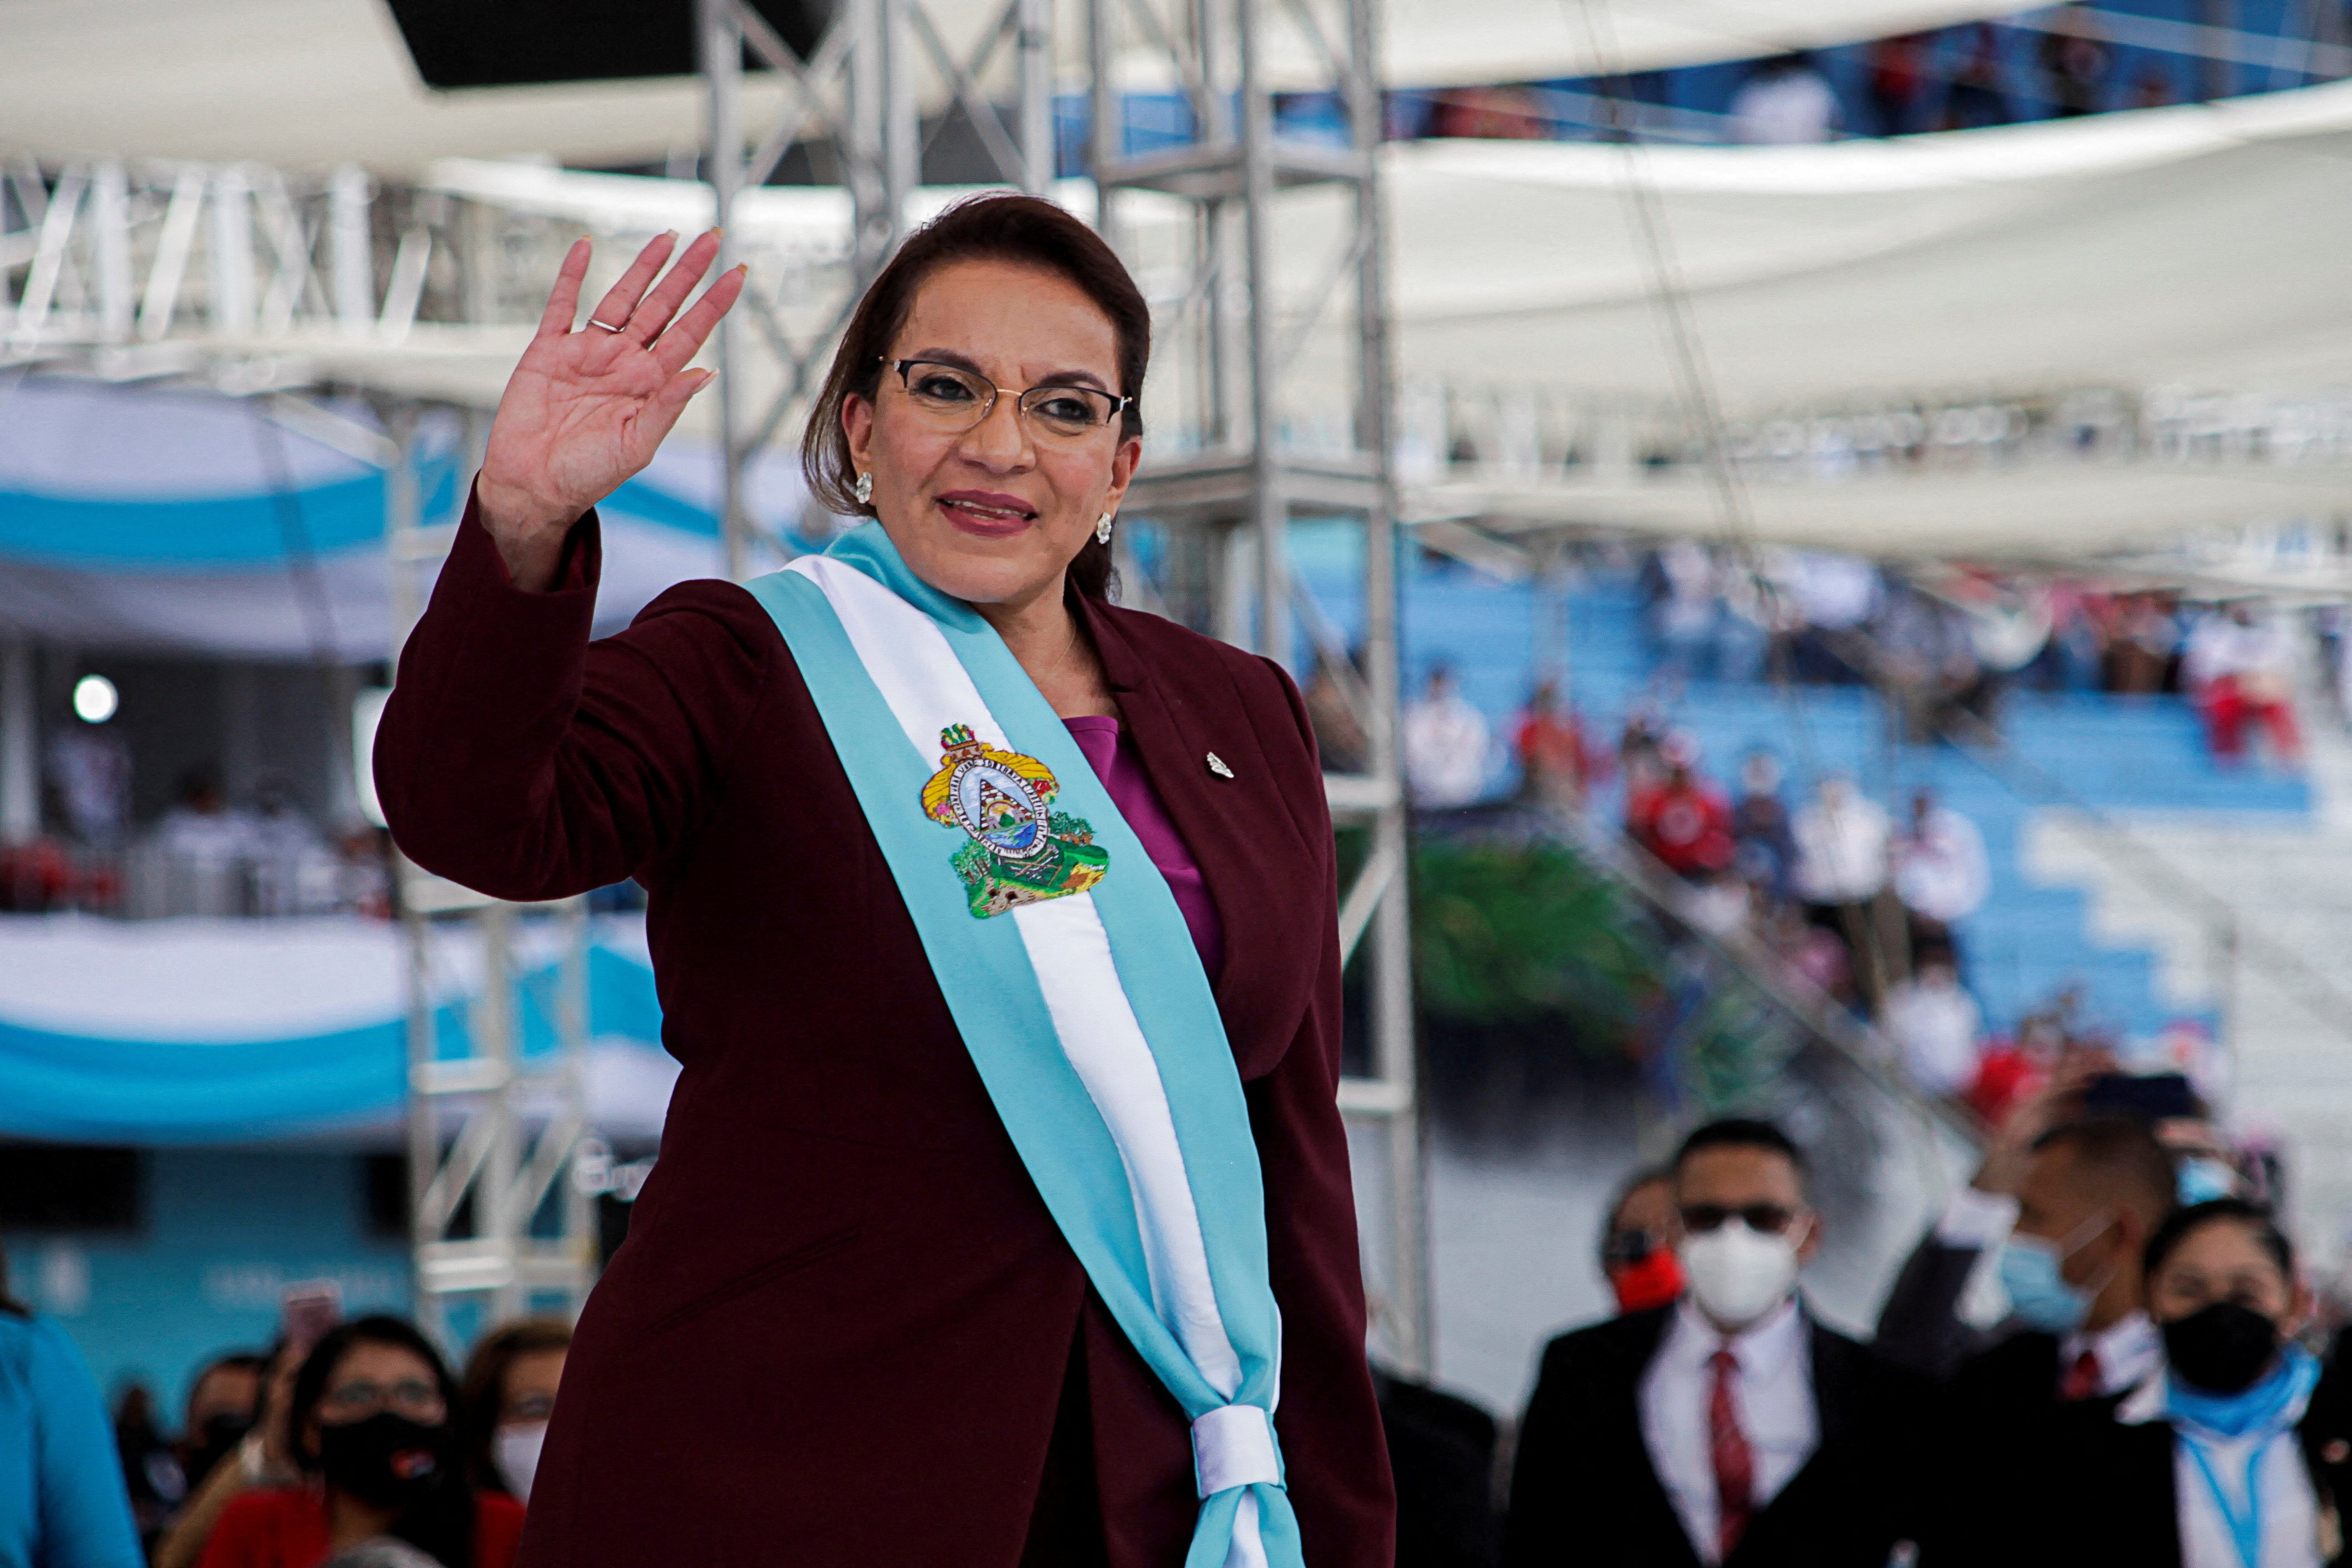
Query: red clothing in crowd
xmin=1963 ymin=1043 xmax=2047 ymax=1129
xmin=195 ymin=1487 xmax=526 ymax=1568
xmin=1627 ymin=778 xmax=1736 ymax=877
xmin=1514 ymin=709 xmax=1603 ymax=809
xmin=2202 ymin=676 xmax=2302 ymax=761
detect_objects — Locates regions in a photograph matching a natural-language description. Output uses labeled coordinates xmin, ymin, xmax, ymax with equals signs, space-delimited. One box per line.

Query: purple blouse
xmin=1062 ymin=715 xmax=1225 ymax=981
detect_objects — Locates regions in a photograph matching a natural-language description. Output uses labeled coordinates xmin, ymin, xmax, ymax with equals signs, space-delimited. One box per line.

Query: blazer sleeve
xmin=1872 ymin=1229 xmax=1989 ymax=1380
xmin=1246 ymin=655 xmax=1399 ymax=1566
xmin=28 ymin=1318 xmax=143 ymax=1568
xmin=373 ymin=490 xmax=777 ymax=901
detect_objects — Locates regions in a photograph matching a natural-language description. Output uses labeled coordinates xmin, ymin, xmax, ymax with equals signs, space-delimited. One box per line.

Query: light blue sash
xmin=744 ymin=523 xmax=1299 ymax=1568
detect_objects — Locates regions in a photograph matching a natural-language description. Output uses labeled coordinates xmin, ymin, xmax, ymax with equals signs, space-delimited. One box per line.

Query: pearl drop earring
xmin=853 ymin=471 xmax=873 ymax=506
xmin=1095 ymin=512 xmax=1114 ymax=545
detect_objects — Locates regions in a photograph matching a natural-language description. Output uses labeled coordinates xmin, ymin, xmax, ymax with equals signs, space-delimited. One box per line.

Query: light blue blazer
xmin=0 ymin=1308 xmax=141 ymax=1568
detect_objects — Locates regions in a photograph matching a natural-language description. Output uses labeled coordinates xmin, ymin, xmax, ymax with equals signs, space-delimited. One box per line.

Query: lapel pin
xmin=1206 ymin=752 xmax=1235 ymax=780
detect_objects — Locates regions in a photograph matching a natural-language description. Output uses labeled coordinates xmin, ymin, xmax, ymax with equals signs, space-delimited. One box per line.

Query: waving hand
xmin=477 ymin=229 xmax=746 ymax=591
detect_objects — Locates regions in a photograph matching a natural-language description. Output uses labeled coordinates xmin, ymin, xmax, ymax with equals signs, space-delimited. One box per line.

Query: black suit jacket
xmin=1874 ymin=1231 xmax=1995 ymax=1380
xmin=2037 ymin=1378 xmax=2352 ymax=1568
xmin=1502 ymin=1304 xmax=1933 ymax=1568
xmin=1916 ymin=1329 xmax=2062 ymax=1564
xmin=1375 ymin=1367 xmax=1500 ymax=1568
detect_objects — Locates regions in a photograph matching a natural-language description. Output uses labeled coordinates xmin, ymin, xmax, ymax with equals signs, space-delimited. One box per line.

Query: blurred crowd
xmin=1625 ymin=540 xmax=2313 ymax=763
xmin=2 ymin=1256 xmax=566 ymax=1568
xmin=1393 ymin=4 xmax=2203 ymax=148
xmin=1394 ymin=546 xmax=2316 ymax=803
xmin=15 ymin=1078 xmax=2332 ymax=1568
xmin=1378 ymin=1069 xmax=2332 ymax=1566
xmin=1378 ymin=544 xmax=2329 ymax=1139
xmin=0 ymin=760 xmax=389 ymax=919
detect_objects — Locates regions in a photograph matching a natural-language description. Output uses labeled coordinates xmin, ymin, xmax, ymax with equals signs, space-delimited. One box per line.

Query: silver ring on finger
xmin=588 ymin=317 xmax=629 ymax=333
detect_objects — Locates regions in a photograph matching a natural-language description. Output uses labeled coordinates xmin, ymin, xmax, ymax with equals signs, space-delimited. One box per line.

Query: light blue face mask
xmin=1999 ymin=1210 xmax=2121 ymax=1336
xmin=2179 ymin=1158 xmax=2240 ymax=1206
xmin=1999 ymin=1234 xmax=2093 ymax=1334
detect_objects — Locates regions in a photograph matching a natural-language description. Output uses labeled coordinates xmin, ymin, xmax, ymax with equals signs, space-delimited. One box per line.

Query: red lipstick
xmin=935 ymin=489 xmax=1040 ymax=539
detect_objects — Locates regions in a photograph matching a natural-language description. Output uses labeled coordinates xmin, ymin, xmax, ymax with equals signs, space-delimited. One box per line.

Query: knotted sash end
xmin=1191 ymin=1403 xmax=1280 ymax=1498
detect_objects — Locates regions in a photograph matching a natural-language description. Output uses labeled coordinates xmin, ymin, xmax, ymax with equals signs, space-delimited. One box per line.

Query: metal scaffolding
xmin=697 ymin=0 xmax=1055 ymax=579
xmin=696 ymin=0 xmax=1426 ymax=1372
xmin=0 ymin=154 xmax=602 ymax=1342
xmin=382 ymin=406 xmax=598 ymax=1343
xmin=1077 ymin=0 xmax=1425 ymax=1374
xmin=0 ymin=1 xmax=1424 ymax=1366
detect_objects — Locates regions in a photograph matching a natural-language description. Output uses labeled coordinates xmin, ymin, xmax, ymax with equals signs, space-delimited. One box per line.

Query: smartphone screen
xmin=280 ymin=1280 xmax=344 ymax=1354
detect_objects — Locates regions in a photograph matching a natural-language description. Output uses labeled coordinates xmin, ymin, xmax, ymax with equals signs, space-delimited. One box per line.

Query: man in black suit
xmin=1918 ymin=1115 xmax=2178 ymax=1562
xmin=1504 ymin=1119 xmax=1930 ymax=1567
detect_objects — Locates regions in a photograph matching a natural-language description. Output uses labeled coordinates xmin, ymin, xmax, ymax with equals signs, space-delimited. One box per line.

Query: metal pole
xmin=847 ymin=0 xmax=890 ymax=277
xmin=1236 ymin=0 xmax=1288 ymax=669
xmin=479 ymin=901 xmax=523 ymax=1322
xmin=0 ymin=636 xmax=35 ymax=845
xmin=385 ymin=407 xmax=444 ymax=1338
xmin=1349 ymin=0 xmax=1426 ymax=1379
xmin=1016 ymin=0 xmax=1054 ymax=195
xmin=559 ymin=897 xmax=595 ymax=1302
xmin=403 ymin=902 xmax=441 ymax=1339
xmin=208 ymin=167 xmax=256 ymax=336
xmin=1087 ymin=0 xmax=1122 ymax=249
xmin=881 ymin=0 xmax=918 ymax=252
xmin=700 ymin=0 xmax=750 ymax=582
xmin=330 ymin=165 xmax=374 ymax=336
xmin=91 ymin=160 xmax=132 ymax=344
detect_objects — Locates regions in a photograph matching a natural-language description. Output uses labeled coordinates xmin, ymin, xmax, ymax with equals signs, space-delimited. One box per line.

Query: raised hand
xmin=477 ymin=229 xmax=747 ymax=591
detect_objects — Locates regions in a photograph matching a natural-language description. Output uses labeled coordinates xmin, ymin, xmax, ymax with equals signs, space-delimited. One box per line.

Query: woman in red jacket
xmin=198 ymin=1318 xmax=523 ymax=1568
xmin=373 ymin=196 xmax=1392 ymax=1564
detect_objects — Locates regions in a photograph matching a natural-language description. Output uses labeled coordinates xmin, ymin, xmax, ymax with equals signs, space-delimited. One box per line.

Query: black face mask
xmin=182 ymin=1410 xmax=253 ymax=1488
xmin=316 ymin=1413 xmax=448 ymax=1509
xmin=2163 ymin=1301 xmax=2282 ymax=1394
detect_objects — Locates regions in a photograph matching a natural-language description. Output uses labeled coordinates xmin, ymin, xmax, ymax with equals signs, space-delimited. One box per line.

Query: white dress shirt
xmin=2060 ymin=1310 xmax=2162 ymax=1399
xmin=1641 ymin=1296 xmax=1819 ymax=1565
xmin=2116 ymin=1372 xmax=2323 ymax=1568
xmin=1400 ymin=694 xmax=1492 ymax=807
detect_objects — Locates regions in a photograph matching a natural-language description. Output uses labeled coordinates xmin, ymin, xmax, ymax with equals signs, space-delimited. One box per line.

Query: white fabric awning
xmin=0 ymin=0 xmax=2032 ymax=171
xmin=1378 ymin=80 xmax=2352 ymax=410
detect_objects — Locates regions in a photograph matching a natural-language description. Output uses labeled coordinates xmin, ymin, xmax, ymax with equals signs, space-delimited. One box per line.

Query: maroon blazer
xmin=375 ymin=498 xmax=1396 ymax=1566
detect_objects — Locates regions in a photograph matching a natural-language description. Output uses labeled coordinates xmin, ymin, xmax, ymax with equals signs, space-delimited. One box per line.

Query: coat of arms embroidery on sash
xmin=920 ymin=724 xmax=1109 ymax=918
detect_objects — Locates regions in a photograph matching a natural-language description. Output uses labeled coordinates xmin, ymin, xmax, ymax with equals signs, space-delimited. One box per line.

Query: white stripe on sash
xmin=788 ymin=557 xmax=1271 ymax=1566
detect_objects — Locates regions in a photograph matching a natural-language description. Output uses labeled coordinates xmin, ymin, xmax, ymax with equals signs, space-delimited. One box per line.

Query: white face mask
xmin=494 ymin=1420 xmax=547 ymax=1502
xmin=1680 ymin=1218 xmax=1805 ymax=1329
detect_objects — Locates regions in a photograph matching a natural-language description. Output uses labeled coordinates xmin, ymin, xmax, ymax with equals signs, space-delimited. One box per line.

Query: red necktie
xmin=1709 ymin=1347 xmax=1755 ymax=1561
xmin=2060 ymin=1347 xmax=2102 ymax=1401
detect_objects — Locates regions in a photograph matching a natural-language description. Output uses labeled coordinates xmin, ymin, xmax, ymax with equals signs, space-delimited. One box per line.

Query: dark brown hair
xmin=801 ymin=193 xmax=1149 ymax=600
xmin=2034 ymin=1115 xmax=2178 ymax=1228
xmin=2144 ymin=1197 xmax=2294 ymax=1287
xmin=457 ymin=1316 xmax=573 ymax=1494
xmin=289 ymin=1314 xmax=477 ymax=1568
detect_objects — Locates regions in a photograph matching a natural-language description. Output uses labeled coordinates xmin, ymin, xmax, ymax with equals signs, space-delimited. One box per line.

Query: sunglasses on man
xmin=1679 ymin=1203 xmax=1804 ymax=1236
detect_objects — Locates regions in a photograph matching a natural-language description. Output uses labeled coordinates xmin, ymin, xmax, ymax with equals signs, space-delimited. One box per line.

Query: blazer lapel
xmin=1615 ymin=1310 xmax=1709 ymax=1568
xmin=1724 ymin=1314 xmax=1845 ymax=1568
xmin=1081 ymin=599 xmax=1320 ymax=1080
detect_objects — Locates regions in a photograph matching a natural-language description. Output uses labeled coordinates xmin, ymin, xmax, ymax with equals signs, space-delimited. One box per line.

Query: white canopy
xmin=1381 ymin=80 xmax=2352 ymax=409
xmin=0 ymin=0 xmax=2027 ymax=171
xmin=1317 ymin=0 xmax=2030 ymax=90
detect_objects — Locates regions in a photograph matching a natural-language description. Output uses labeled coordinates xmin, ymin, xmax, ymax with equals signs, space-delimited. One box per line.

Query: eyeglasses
xmin=1603 ymin=1228 xmax=1661 ymax=1267
xmin=1680 ymin=1203 xmax=1802 ymax=1236
xmin=885 ymin=358 xmax=1130 ymax=443
xmin=320 ymin=1378 xmax=445 ymax=1423
xmin=503 ymin=1392 xmax=558 ymax=1425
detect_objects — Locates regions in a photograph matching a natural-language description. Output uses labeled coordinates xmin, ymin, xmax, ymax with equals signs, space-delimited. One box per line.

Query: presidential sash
xmin=745 ymin=523 xmax=1299 ymax=1568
